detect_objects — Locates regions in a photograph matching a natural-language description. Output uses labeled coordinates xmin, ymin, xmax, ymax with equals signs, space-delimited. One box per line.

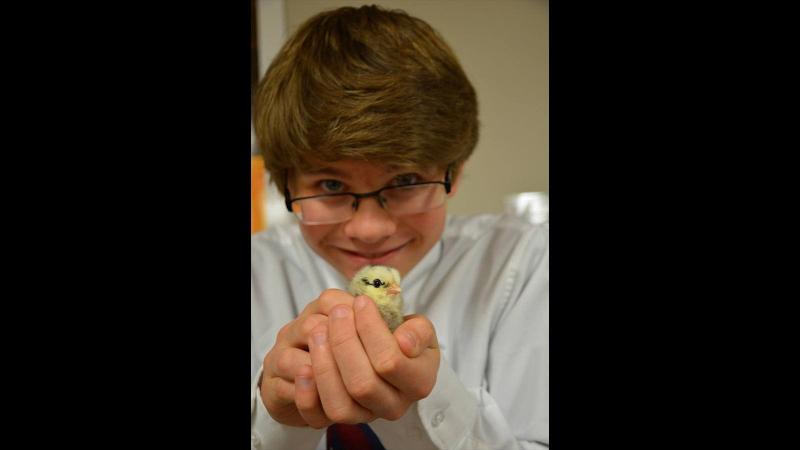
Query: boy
xmin=251 ymin=5 xmax=548 ymax=449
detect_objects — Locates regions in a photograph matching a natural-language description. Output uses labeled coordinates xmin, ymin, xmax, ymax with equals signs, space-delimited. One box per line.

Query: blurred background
xmin=252 ymin=0 xmax=548 ymax=233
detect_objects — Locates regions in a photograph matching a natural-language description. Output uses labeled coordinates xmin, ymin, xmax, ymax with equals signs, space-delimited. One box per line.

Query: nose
xmin=343 ymin=196 xmax=397 ymax=244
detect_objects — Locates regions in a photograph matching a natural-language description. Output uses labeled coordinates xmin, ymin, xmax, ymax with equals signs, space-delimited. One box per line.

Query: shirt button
xmin=251 ymin=434 xmax=260 ymax=449
xmin=431 ymin=410 xmax=445 ymax=427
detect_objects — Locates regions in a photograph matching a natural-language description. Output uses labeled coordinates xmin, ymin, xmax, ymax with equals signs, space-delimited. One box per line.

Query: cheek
xmin=404 ymin=208 xmax=446 ymax=241
xmin=299 ymin=224 xmax=335 ymax=250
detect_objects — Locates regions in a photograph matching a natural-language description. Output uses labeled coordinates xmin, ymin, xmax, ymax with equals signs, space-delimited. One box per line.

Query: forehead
xmin=297 ymin=159 xmax=439 ymax=178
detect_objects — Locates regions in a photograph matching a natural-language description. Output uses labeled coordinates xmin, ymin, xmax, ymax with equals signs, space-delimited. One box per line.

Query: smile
xmin=338 ymin=243 xmax=409 ymax=265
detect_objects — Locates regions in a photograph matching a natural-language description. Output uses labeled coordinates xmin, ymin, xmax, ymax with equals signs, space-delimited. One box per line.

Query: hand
xmin=307 ymin=293 xmax=440 ymax=424
xmin=260 ymin=290 xmax=352 ymax=427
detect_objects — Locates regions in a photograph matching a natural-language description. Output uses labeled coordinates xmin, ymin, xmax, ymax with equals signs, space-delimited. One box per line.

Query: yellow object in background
xmin=251 ymin=155 xmax=266 ymax=234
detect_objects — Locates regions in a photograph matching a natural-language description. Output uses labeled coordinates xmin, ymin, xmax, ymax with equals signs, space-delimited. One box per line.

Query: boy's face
xmin=290 ymin=159 xmax=458 ymax=280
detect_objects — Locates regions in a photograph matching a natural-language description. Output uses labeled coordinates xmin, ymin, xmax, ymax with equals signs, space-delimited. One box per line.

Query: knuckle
xmin=278 ymin=384 xmax=294 ymax=402
xmin=413 ymin=381 xmax=434 ymax=399
xmin=300 ymin=300 xmax=315 ymax=315
xmin=382 ymin=402 xmax=409 ymax=421
xmin=263 ymin=349 xmax=276 ymax=369
xmin=307 ymin=419 xmax=329 ymax=430
xmin=320 ymin=288 xmax=340 ymax=302
xmin=270 ymin=379 xmax=293 ymax=404
xmin=300 ymin=314 xmax=325 ymax=338
xmin=277 ymin=323 xmax=292 ymax=341
xmin=328 ymin=329 xmax=356 ymax=350
xmin=410 ymin=375 xmax=436 ymax=399
xmin=375 ymin=353 xmax=401 ymax=377
xmin=309 ymin=322 xmax=328 ymax=337
xmin=295 ymin=396 xmax=314 ymax=413
xmin=260 ymin=379 xmax=274 ymax=403
xmin=264 ymin=350 xmax=284 ymax=378
xmin=275 ymin=350 xmax=293 ymax=376
xmin=320 ymin=289 xmax=349 ymax=311
xmin=325 ymin=404 xmax=355 ymax=424
xmin=410 ymin=317 xmax=435 ymax=341
xmin=347 ymin=375 xmax=378 ymax=402
xmin=311 ymin=359 xmax=336 ymax=378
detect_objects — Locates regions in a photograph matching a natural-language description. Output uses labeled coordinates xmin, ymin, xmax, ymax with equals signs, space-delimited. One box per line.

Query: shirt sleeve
xmin=478 ymin=225 xmax=549 ymax=448
xmin=414 ymin=354 xmax=549 ymax=450
xmin=250 ymin=364 xmax=326 ymax=450
xmin=413 ymin=224 xmax=550 ymax=449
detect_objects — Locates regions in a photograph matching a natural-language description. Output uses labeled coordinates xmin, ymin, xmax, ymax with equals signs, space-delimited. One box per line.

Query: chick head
xmin=348 ymin=265 xmax=403 ymax=303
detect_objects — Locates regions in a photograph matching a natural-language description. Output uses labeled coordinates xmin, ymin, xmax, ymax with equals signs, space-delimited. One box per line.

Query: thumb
xmin=394 ymin=314 xmax=438 ymax=358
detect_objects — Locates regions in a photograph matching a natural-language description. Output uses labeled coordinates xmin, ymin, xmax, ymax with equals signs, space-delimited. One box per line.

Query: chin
xmin=332 ymin=247 xmax=415 ymax=280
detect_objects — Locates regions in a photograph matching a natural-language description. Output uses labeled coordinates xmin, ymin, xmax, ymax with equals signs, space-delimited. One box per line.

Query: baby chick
xmin=348 ymin=265 xmax=404 ymax=332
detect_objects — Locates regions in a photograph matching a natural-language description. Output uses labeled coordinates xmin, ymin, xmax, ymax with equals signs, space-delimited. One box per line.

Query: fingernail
xmin=296 ymin=376 xmax=312 ymax=389
xmin=312 ymin=332 xmax=327 ymax=345
xmin=332 ymin=306 xmax=349 ymax=319
xmin=403 ymin=331 xmax=417 ymax=352
xmin=354 ymin=296 xmax=368 ymax=311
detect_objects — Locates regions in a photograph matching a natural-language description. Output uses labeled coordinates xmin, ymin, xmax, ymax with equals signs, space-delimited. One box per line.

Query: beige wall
xmin=271 ymin=0 xmax=548 ymax=215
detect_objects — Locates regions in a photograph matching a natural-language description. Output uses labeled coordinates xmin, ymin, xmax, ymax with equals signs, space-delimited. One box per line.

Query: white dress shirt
xmin=251 ymin=213 xmax=549 ymax=449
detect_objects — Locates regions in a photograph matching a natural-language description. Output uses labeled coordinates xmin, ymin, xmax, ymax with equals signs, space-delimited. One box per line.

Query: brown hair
xmin=253 ymin=4 xmax=479 ymax=190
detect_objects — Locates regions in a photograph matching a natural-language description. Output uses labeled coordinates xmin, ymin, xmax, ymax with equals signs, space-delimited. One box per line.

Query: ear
xmin=448 ymin=161 xmax=467 ymax=197
xmin=284 ymin=168 xmax=297 ymax=198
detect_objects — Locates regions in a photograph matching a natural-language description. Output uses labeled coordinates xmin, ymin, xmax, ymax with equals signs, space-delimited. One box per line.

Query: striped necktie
xmin=326 ymin=423 xmax=386 ymax=450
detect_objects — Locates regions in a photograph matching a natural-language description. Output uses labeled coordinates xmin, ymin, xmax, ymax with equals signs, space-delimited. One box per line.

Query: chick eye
xmin=372 ymin=279 xmax=383 ymax=288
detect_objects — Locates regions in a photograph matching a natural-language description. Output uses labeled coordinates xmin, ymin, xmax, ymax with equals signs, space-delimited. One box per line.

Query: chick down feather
xmin=348 ymin=265 xmax=404 ymax=332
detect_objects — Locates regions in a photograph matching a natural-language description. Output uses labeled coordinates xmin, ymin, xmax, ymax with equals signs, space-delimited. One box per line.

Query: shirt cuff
xmin=416 ymin=354 xmax=479 ymax=449
xmin=250 ymin=364 xmax=326 ymax=450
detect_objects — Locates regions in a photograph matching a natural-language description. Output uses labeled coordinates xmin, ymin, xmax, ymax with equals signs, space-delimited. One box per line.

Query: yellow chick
xmin=348 ymin=265 xmax=404 ymax=332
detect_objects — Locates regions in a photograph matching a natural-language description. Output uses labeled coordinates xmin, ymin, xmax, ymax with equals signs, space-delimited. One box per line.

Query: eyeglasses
xmin=284 ymin=166 xmax=453 ymax=225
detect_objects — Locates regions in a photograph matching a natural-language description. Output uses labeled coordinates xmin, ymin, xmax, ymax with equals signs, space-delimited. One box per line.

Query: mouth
xmin=338 ymin=242 xmax=409 ymax=265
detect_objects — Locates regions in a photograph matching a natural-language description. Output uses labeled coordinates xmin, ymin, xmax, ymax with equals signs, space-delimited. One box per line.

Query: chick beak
xmin=387 ymin=283 xmax=402 ymax=296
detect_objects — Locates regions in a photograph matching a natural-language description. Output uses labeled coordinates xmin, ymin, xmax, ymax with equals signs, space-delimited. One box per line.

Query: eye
xmin=372 ymin=279 xmax=383 ymax=288
xmin=391 ymin=173 xmax=420 ymax=187
xmin=319 ymin=180 xmax=345 ymax=193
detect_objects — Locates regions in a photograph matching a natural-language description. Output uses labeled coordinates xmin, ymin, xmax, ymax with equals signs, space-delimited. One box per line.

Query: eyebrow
xmin=301 ymin=167 xmax=350 ymax=177
xmin=300 ymin=164 xmax=433 ymax=178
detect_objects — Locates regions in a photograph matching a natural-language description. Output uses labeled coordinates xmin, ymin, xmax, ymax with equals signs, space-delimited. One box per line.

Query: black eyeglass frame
xmin=284 ymin=165 xmax=454 ymax=214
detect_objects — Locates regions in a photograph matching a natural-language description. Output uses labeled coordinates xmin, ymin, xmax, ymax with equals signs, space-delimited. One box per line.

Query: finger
xmin=280 ymin=313 xmax=328 ymax=350
xmin=394 ymin=343 xmax=440 ymax=400
xmin=352 ymin=296 xmax=408 ymax=382
xmin=295 ymin=364 xmax=332 ymax=429
xmin=269 ymin=347 xmax=312 ymax=382
xmin=395 ymin=314 xmax=439 ymax=358
xmin=353 ymin=294 xmax=402 ymax=368
xmin=309 ymin=323 xmax=374 ymax=424
xmin=260 ymin=376 xmax=307 ymax=426
xmin=262 ymin=375 xmax=295 ymax=407
xmin=328 ymin=304 xmax=406 ymax=420
xmin=355 ymin=298 xmax=439 ymax=399
xmin=300 ymin=289 xmax=356 ymax=318
xmin=285 ymin=289 xmax=355 ymax=348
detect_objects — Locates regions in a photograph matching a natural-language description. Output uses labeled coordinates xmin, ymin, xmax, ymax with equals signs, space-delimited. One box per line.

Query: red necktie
xmin=326 ymin=423 xmax=386 ymax=450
